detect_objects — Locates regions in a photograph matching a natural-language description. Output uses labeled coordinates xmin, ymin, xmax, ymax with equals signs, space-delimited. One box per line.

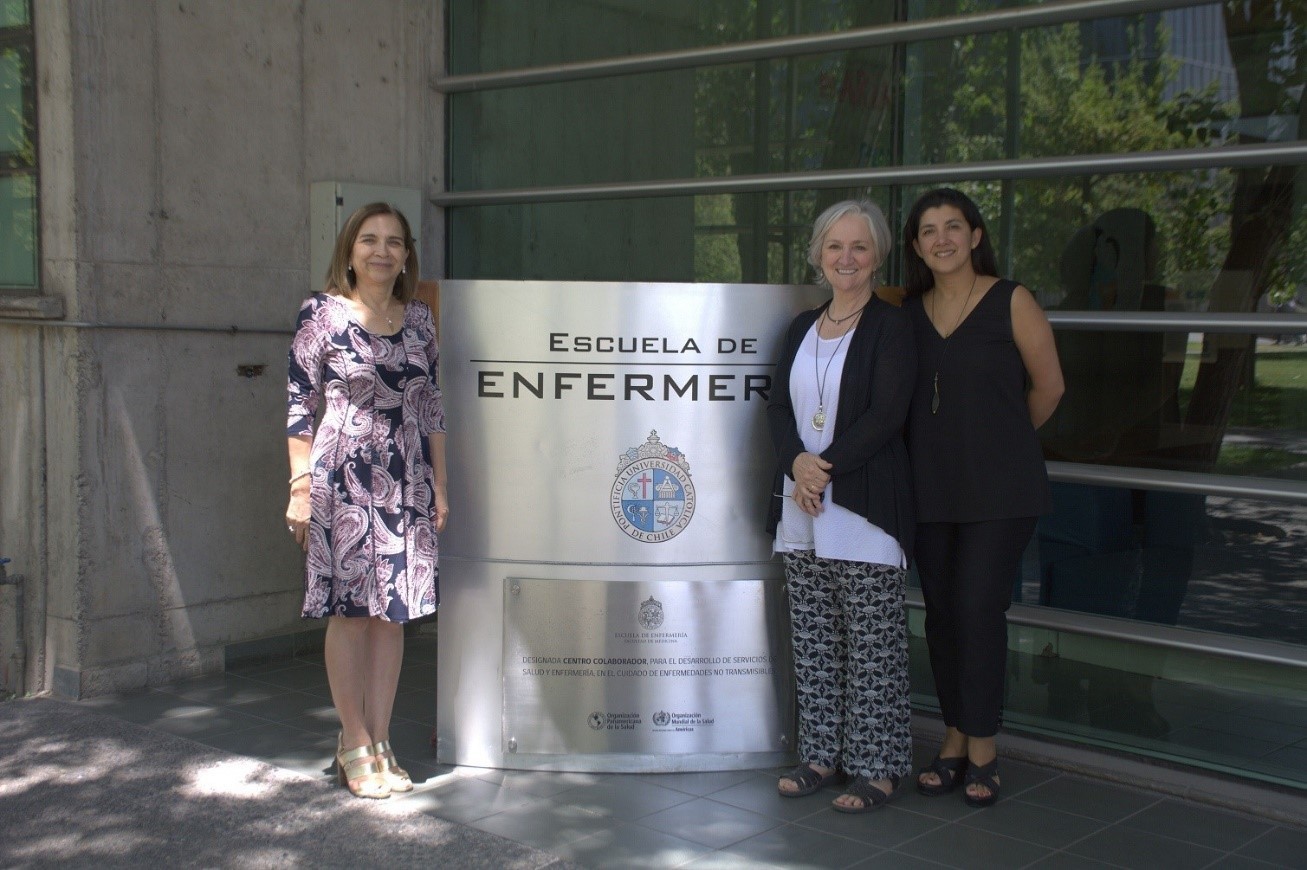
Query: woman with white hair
xmin=766 ymin=199 xmax=916 ymax=813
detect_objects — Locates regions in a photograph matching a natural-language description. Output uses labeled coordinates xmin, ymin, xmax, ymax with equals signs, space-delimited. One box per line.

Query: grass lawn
xmin=1177 ymin=342 xmax=1307 ymax=476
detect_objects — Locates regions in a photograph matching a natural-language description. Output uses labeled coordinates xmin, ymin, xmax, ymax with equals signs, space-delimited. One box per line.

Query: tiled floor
xmin=80 ymin=631 xmax=1307 ymax=869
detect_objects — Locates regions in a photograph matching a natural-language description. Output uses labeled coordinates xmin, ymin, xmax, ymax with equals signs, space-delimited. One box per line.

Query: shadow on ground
xmin=0 ymin=697 xmax=576 ymax=870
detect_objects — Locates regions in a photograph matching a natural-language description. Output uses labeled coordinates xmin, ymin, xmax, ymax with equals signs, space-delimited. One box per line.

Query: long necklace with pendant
xmin=812 ymin=302 xmax=864 ymax=430
xmin=929 ymin=274 xmax=979 ymax=415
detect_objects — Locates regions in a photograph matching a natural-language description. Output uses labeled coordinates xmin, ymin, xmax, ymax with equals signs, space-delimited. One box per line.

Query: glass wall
xmin=0 ymin=0 xmax=35 ymax=291
xmin=444 ymin=0 xmax=1307 ymax=787
xmin=447 ymin=1 xmax=902 ymax=283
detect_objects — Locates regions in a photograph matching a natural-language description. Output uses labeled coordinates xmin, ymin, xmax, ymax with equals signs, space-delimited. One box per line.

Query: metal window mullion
xmin=1047 ymin=311 xmax=1307 ymax=332
xmin=435 ymin=0 xmax=1204 ymax=93
xmin=906 ymin=590 xmax=1307 ymax=669
xmin=432 ymin=141 xmax=1307 ymax=207
xmin=1047 ymin=461 xmax=1307 ymax=505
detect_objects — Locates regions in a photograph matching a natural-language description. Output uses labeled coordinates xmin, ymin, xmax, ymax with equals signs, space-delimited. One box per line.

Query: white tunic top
xmin=773 ymin=322 xmax=906 ymax=568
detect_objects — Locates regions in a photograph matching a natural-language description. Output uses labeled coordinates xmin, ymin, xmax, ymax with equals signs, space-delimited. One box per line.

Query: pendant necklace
xmin=812 ymin=301 xmax=865 ymax=431
xmin=824 ymin=302 xmax=865 ymax=325
xmin=929 ymin=273 xmax=979 ymax=415
xmin=359 ymin=296 xmax=397 ymax=331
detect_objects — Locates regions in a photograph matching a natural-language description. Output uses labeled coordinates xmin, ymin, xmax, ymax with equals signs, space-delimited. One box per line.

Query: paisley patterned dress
xmin=287 ymin=292 xmax=444 ymax=622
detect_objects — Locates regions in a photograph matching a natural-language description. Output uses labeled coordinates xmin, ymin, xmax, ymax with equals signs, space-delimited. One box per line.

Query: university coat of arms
xmin=610 ymin=430 xmax=696 ymax=543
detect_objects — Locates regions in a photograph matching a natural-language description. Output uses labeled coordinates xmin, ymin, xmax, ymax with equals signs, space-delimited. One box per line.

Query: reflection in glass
xmin=1040 ymin=201 xmax=1307 ymax=480
xmin=0 ymin=0 xmax=27 ymax=30
xmin=911 ymin=615 xmax=1307 ymax=789
xmin=1030 ymin=490 xmax=1307 ymax=644
xmin=449 ymin=0 xmax=904 ymax=75
xmin=444 ymin=9 xmax=1307 ymax=548
xmin=0 ymin=172 xmax=34 ymax=287
xmin=0 ymin=47 xmax=28 ymax=157
xmin=918 ymin=484 xmax=1307 ymax=787
xmin=448 ymin=198 xmax=696 ymax=282
xmin=448 ymin=41 xmax=900 ymax=191
xmin=447 ymin=0 xmax=1307 ymax=785
xmin=1 ymin=10 xmax=35 ymax=290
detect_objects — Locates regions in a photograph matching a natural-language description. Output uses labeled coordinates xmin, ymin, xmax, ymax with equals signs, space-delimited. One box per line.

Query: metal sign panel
xmin=439 ymin=281 xmax=825 ymax=565
xmin=436 ymin=280 xmax=825 ymax=771
xmin=503 ymin=577 xmax=790 ymax=756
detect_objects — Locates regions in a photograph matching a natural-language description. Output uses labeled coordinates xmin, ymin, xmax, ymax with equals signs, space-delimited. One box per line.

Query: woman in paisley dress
xmin=285 ymin=202 xmax=448 ymax=799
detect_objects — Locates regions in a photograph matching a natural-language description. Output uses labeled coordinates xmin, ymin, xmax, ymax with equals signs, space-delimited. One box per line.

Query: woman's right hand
xmin=792 ymin=451 xmax=832 ymax=516
xmin=286 ymin=484 xmax=311 ymax=552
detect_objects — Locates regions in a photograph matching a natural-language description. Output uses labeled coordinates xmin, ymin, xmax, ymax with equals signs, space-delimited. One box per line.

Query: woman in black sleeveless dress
xmin=902 ymin=189 xmax=1064 ymax=807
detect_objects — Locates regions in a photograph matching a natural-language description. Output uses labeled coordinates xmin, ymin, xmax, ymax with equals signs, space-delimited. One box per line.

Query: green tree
xmin=923 ymin=18 xmax=1236 ymax=301
xmin=1183 ymin=0 xmax=1306 ymax=466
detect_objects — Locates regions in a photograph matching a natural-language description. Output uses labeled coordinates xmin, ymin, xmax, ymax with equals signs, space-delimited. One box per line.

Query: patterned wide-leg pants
xmin=783 ymin=550 xmax=912 ymax=780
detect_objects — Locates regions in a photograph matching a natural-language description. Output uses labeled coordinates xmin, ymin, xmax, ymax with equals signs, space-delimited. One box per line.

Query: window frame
xmin=0 ymin=0 xmax=39 ymax=296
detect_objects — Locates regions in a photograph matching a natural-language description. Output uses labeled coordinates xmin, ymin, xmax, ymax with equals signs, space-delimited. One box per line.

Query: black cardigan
xmin=765 ymin=295 xmax=917 ymax=558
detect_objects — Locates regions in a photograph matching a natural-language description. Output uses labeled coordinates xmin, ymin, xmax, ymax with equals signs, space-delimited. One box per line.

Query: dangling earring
xmin=347 ymin=264 xmax=354 ymax=273
xmin=401 ymin=267 xmax=406 ymax=275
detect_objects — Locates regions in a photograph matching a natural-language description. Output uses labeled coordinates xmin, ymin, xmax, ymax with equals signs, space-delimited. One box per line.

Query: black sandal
xmin=777 ymin=763 xmax=843 ymax=798
xmin=963 ymin=758 xmax=1000 ymax=808
xmin=832 ymin=775 xmax=899 ymax=814
xmin=916 ymin=755 xmax=967 ymax=796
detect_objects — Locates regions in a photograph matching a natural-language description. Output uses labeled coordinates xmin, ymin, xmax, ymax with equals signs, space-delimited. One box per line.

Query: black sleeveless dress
xmin=905 ymin=279 xmax=1050 ymax=523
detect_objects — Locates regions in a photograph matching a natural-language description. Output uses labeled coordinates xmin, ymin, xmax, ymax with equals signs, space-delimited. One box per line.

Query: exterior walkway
xmin=3 ymin=629 xmax=1305 ymax=869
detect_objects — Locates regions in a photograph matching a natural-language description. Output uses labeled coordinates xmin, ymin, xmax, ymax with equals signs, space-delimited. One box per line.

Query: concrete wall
xmin=0 ymin=0 xmax=444 ymax=697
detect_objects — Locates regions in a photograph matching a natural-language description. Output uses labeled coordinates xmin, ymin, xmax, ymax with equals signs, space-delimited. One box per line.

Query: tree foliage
xmin=922 ymin=19 xmax=1241 ymax=304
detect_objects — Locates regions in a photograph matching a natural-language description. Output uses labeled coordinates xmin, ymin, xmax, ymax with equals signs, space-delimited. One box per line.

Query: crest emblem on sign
xmin=638 ymin=595 xmax=665 ymax=630
xmin=610 ymin=431 xmax=696 ymax=543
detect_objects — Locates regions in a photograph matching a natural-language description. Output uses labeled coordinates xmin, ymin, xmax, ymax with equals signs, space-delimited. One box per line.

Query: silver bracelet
xmin=289 ymin=470 xmax=311 ymax=485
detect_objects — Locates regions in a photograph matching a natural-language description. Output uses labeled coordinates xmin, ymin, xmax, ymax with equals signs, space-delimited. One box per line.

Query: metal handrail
xmin=436 ymin=0 xmax=1203 ymax=92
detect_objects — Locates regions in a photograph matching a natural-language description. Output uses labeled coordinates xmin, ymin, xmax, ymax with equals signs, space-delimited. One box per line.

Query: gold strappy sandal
xmin=336 ymin=734 xmax=390 ymax=799
xmin=369 ymin=739 xmax=413 ymax=793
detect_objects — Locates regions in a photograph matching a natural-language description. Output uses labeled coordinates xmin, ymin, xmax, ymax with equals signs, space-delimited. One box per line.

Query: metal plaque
xmin=503 ymin=577 xmax=792 ymax=756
